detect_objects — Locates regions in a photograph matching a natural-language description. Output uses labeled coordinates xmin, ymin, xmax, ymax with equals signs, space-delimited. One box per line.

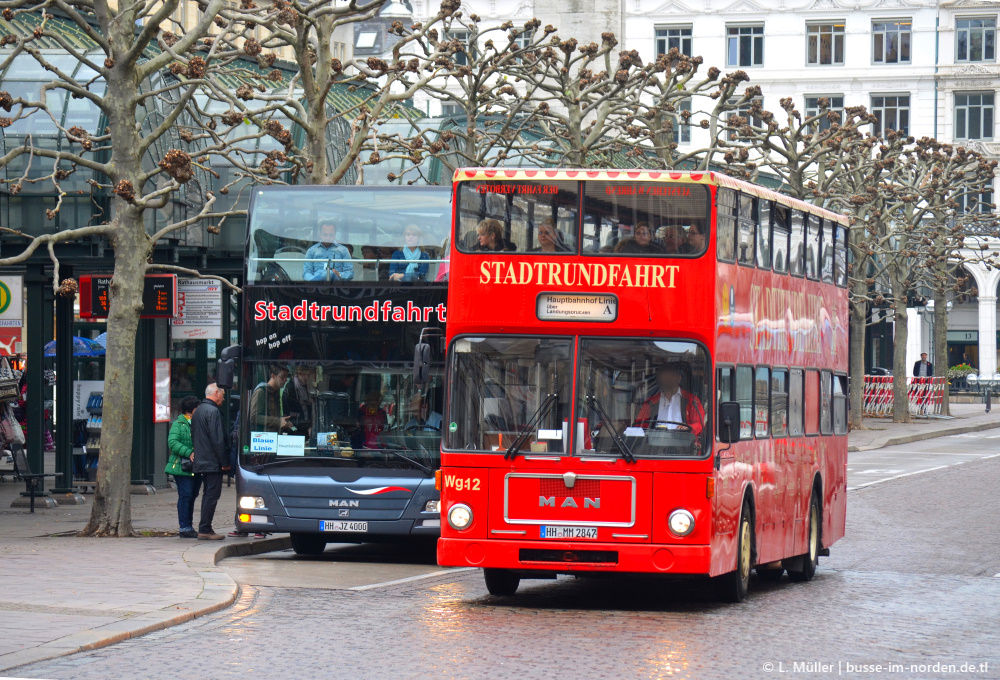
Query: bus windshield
xmin=242 ymin=361 xmax=443 ymax=471
xmin=577 ymin=338 xmax=710 ymax=459
xmin=248 ymin=187 xmax=453 ymax=284
xmin=444 ymin=335 xmax=709 ymax=458
xmin=445 ymin=336 xmax=574 ymax=452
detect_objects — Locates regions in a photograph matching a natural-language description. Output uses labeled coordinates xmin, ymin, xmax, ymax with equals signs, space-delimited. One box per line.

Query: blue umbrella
xmin=43 ymin=337 xmax=106 ymax=357
xmin=94 ymin=332 xmax=107 ymax=349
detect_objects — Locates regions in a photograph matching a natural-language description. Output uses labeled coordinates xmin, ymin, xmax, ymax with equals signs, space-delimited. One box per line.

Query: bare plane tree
xmin=0 ymin=0 xmax=270 ymax=535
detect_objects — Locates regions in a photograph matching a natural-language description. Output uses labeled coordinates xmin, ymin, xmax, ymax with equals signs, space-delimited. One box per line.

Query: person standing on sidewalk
xmin=166 ymin=395 xmax=202 ymax=539
xmin=913 ymin=352 xmax=933 ymax=378
xmin=192 ymin=384 xmax=230 ymax=540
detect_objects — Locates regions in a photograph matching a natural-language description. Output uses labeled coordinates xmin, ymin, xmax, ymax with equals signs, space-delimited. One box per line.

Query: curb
xmin=848 ymin=418 xmax=1000 ymax=452
xmin=0 ymin=535 xmax=291 ymax=673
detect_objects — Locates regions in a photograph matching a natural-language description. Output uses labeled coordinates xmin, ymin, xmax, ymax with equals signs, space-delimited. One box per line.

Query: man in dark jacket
xmin=192 ymin=383 xmax=230 ymax=540
xmin=912 ymin=352 xmax=933 ymax=378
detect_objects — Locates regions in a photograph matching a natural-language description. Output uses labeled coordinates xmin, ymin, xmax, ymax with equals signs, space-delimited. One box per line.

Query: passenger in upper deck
xmin=633 ymin=363 xmax=705 ymax=437
xmin=389 ymin=225 xmax=430 ymax=282
xmin=615 ymin=222 xmax=666 ymax=255
xmin=680 ymin=223 xmax=706 ymax=255
xmin=529 ymin=219 xmax=571 ymax=253
xmin=659 ymin=225 xmax=686 ymax=254
xmin=303 ymin=221 xmax=354 ymax=281
xmin=472 ymin=218 xmax=517 ymax=252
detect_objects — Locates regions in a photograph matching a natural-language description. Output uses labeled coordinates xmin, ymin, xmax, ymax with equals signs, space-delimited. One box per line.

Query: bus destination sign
xmin=536 ymin=293 xmax=618 ymax=323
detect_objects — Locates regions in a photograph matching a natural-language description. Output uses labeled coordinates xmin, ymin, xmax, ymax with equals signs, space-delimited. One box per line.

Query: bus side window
xmin=789 ymin=210 xmax=805 ymax=277
xmin=737 ymin=194 xmax=756 ymax=267
xmin=788 ymin=368 xmax=804 ymax=436
xmin=820 ymin=369 xmax=833 ymax=435
xmin=832 ymin=374 xmax=847 ymax=435
xmin=754 ymin=366 xmax=770 ymax=439
xmin=772 ymin=204 xmax=789 ymax=274
xmin=834 ymin=224 xmax=848 ymax=287
xmin=804 ymin=369 xmax=820 ymax=435
xmin=716 ymin=188 xmax=737 ymax=263
xmin=821 ymin=219 xmax=835 ymax=283
xmin=804 ymin=214 xmax=820 ymax=280
xmin=716 ymin=366 xmax=733 ymax=439
xmin=757 ymin=200 xmax=772 ymax=270
xmin=736 ymin=365 xmax=753 ymax=440
xmin=771 ymin=368 xmax=788 ymax=436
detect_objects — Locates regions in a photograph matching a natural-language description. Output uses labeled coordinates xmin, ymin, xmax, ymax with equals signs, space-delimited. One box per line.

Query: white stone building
xmin=403 ymin=0 xmax=1000 ymax=375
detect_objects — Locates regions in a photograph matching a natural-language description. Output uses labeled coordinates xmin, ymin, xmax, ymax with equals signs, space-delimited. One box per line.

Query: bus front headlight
xmin=447 ymin=503 xmax=473 ymax=531
xmin=239 ymin=496 xmax=265 ymax=510
xmin=668 ymin=509 xmax=695 ymax=537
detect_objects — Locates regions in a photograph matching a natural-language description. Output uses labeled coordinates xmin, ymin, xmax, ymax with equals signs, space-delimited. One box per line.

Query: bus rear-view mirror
xmin=718 ymin=401 xmax=741 ymax=443
xmin=413 ymin=342 xmax=431 ymax=384
xmin=216 ymin=345 xmax=242 ymax=390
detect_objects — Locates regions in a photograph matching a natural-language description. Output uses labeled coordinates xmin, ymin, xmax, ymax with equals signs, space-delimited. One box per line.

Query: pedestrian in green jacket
xmin=167 ymin=396 xmax=202 ymax=538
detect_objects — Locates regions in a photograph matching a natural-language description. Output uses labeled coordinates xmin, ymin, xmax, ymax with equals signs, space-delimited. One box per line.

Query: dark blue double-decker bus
xmin=221 ymin=186 xmax=451 ymax=554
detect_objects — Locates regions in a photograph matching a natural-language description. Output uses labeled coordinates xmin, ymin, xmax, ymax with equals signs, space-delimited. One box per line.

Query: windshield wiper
xmin=585 ymin=394 xmax=636 ymax=463
xmin=376 ymin=445 xmax=434 ymax=474
xmin=504 ymin=392 xmax=558 ymax=460
xmin=252 ymin=456 xmax=345 ymax=472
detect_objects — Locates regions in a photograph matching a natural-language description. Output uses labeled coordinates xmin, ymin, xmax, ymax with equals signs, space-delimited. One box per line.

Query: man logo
xmin=329 ymin=500 xmax=360 ymax=508
xmin=539 ymin=496 xmax=600 ymax=509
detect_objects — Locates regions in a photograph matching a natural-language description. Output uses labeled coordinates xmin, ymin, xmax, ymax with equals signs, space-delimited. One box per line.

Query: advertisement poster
xmin=0 ymin=275 xmax=24 ymax=356
xmin=153 ymin=358 xmax=171 ymax=423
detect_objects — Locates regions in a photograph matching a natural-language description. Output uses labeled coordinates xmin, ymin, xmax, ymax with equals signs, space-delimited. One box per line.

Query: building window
xmin=873 ymin=20 xmax=911 ymax=64
xmin=871 ymin=94 xmax=910 ymax=135
xmin=448 ymin=30 xmax=471 ymax=66
xmin=356 ymin=30 xmax=378 ymax=49
xmin=656 ymin=26 xmax=692 ymax=57
xmin=957 ymin=17 xmax=996 ymax=62
xmin=958 ymin=189 xmax=995 ymax=214
xmin=805 ymin=95 xmax=844 ymax=132
xmin=955 ymin=92 xmax=995 ymax=140
xmin=673 ymin=97 xmax=692 ymax=144
xmin=513 ymin=28 xmax=533 ymax=50
xmin=727 ymin=25 xmax=764 ymax=67
xmin=727 ymin=96 xmax=762 ymax=140
xmin=807 ymin=23 xmax=845 ymax=65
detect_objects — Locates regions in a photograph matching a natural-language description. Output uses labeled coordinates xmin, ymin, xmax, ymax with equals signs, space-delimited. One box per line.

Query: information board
xmin=80 ymin=274 xmax=177 ymax=319
xmin=171 ymin=278 xmax=223 ymax=339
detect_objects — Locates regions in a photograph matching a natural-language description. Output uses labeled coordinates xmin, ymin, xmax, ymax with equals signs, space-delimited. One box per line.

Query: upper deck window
xmin=456 ymin=180 xmax=579 ymax=254
xmin=247 ymin=188 xmax=452 ymax=284
xmin=582 ymin=181 xmax=710 ymax=256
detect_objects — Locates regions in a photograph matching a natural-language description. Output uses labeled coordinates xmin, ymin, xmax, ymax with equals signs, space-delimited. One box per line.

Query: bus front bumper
xmin=438 ymin=537 xmax=711 ymax=575
xmin=235 ymin=516 xmax=441 ymax=537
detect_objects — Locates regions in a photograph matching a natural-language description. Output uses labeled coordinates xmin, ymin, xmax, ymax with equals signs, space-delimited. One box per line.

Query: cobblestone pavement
xmin=14 ymin=453 xmax=1000 ymax=680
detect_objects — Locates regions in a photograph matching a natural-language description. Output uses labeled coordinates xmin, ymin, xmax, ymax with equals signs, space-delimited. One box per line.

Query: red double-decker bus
xmin=434 ymin=169 xmax=849 ymax=601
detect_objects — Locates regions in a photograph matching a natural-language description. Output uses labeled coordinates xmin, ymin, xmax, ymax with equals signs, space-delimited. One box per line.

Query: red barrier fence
xmin=863 ymin=376 xmax=946 ymax=418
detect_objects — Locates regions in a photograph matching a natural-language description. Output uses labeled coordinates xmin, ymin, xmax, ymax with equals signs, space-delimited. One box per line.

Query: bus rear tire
xmin=713 ymin=500 xmax=753 ymax=603
xmin=787 ymin=493 xmax=820 ymax=583
xmin=290 ymin=532 xmax=327 ymax=555
xmin=483 ymin=568 xmax=520 ymax=596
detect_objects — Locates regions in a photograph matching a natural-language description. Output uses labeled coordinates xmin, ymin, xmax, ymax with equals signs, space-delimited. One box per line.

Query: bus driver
xmin=633 ymin=363 xmax=705 ymax=436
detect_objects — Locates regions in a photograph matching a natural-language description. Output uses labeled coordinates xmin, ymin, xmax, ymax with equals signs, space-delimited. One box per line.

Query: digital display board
xmin=79 ymin=274 xmax=177 ymax=319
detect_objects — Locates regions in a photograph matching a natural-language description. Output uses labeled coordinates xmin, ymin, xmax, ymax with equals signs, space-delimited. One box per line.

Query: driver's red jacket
xmin=634 ymin=389 xmax=705 ymax=437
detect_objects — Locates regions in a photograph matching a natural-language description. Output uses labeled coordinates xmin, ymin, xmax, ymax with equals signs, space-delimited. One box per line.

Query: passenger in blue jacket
xmin=389 ymin=225 xmax=430 ymax=282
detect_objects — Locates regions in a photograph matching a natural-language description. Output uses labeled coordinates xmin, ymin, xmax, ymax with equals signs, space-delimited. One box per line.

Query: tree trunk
xmin=81 ymin=206 xmax=146 ymax=536
xmin=891 ymin=294 xmax=911 ymax=423
xmin=848 ymin=294 xmax=868 ymax=430
xmin=933 ymin=284 xmax=950 ymax=416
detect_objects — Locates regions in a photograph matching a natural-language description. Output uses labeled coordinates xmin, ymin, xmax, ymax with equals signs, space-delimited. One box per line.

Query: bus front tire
xmin=713 ymin=500 xmax=753 ymax=603
xmin=787 ymin=493 xmax=820 ymax=583
xmin=290 ymin=532 xmax=327 ymax=555
xmin=483 ymin=568 xmax=520 ymax=596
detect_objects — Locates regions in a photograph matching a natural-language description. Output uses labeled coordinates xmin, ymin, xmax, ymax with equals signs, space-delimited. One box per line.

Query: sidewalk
xmin=0 ymin=479 xmax=288 ymax=673
xmin=848 ymin=403 xmax=1000 ymax=451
